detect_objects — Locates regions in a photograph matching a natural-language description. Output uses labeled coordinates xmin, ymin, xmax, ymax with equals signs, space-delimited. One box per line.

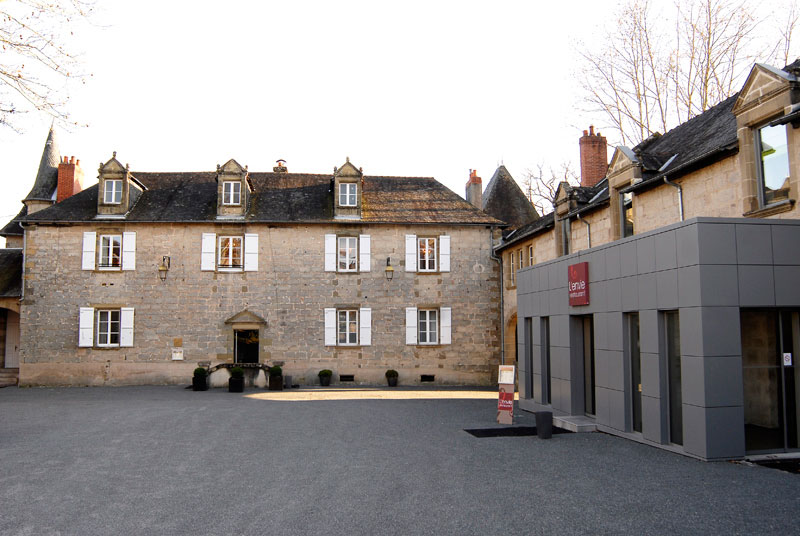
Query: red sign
xmin=568 ymin=262 xmax=590 ymax=306
xmin=497 ymin=365 xmax=515 ymax=424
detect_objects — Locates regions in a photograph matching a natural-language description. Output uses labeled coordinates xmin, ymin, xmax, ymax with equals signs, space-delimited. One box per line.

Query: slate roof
xmin=23 ymin=171 xmax=504 ymax=226
xmin=0 ymin=206 xmax=26 ymax=237
xmin=482 ymin=166 xmax=539 ymax=229
xmin=24 ymin=127 xmax=60 ymax=202
xmin=0 ymin=249 xmax=22 ymax=298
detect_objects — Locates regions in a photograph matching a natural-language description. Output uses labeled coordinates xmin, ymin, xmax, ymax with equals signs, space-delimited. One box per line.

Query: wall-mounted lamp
xmin=385 ymin=257 xmax=394 ymax=281
xmin=158 ymin=256 xmax=171 ymax=282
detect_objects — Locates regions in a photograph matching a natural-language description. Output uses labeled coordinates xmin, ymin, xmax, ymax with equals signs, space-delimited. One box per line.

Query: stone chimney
xmin=57 ymin=156 xmax=85 ymax=203
xmin=466 ymin=169 xmax=482 ymax=208
xmin=579 ymin=125 xmax=608 ymax=187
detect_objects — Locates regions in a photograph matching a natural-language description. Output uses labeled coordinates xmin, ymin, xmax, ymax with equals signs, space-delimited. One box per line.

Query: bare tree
xmin=579 ymin=0 xmax=797 ymax=147
xmin=0 ymin=0 xmax=92 ymax=131
xmin=520 ymin=162 xmax=580 ymax=216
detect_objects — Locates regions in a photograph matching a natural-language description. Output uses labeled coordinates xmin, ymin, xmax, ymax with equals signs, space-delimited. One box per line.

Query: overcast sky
xmin=1 ymin=0 xmax=781 ymax=235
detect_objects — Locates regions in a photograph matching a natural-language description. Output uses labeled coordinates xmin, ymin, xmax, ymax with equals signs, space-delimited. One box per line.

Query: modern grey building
xmin=516 ymin=217 xmax=800 ymax=460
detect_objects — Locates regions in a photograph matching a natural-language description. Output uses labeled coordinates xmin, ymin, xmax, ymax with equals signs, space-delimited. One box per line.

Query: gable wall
xmin=19 ymin=222 xmax=501 ymax=386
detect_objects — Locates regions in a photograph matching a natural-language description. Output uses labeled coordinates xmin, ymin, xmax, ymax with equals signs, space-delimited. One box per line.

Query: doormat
xmin=464 ymin=426 xmax=570 ymax=438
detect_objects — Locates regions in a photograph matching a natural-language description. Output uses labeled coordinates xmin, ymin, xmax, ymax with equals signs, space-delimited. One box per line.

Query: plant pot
xmin=268 ymin=375 xmax=283 ymax=391
xmin=387 ymin=376 xmax=398 ymax=387
xmin=192 ymin=376 xmax=208 ymax=391
xmin=229 ymin=376 xmax=244 ymax=393
xmin=320 ymin=375 xmax=331 ymax=387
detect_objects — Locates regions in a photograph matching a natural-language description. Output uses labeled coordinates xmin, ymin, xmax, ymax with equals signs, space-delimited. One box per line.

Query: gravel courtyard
xmin=0 ymin=386 xmax=798 ymax=535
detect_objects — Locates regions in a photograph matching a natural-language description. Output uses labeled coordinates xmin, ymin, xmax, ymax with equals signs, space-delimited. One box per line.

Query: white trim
xmin=405 ymin=307 xmax=418 ymax=345
xmin=98 ymin=234 xmax=121 ymax=271
xmin=359 ymin=307 xmax=371 ymax=346
xmin=82 ymin=232 xmax=96 ymax=271
xmin=244 ymin=233 xmax=258 ymax=272
xmin=405 ymin=235 xmax=417 ymax=272
xmin=222 ymin=181 xmax=242 ymax=205
xmin=418 ymin=237 xmax=437 ymax=272
xmin=201 ymin=233 xmax=215 ymax=271
xmin=338 ymin=236 xmax=358 ymax=272
xmin=78 ymin=307 xmax=94 ymax=347
xmin=324 ymin=234 xmax=337 ymax=272
xmin=418 ymin=308 xmax=439 ymax=345
xmin=122 ymin=232 xmax=136 ymax=271
xmin=359 ymin=235 xmax=371 ymax=272
xmin=324 ymin=308 xmax=336 ymax=346
xmin=439 ymin=235 xmax=450 ymax=272
xmin=440 ymin=307 xmax=452 ymax=345
xmin=120 ymin=307 xmax=134 ymax=347
xmin=337 ymin=309 xmax=359 ymax=346
xmin=103 ymin=179 xmax=123 ymax=204
xmin=218 ymin=235 xmax=243 ymax=270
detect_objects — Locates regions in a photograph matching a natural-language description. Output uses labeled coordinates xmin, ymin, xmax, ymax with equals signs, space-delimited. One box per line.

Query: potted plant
xmin=228 ymin=366 xmax=245 ymax=393
xmin=268 ymin=365 xmax=283 ymax=391
xmin=192 ymin=367 xmax=208 ymax=391
xmin=385 ymin=369 xmax=399 ymax=387
xmin=318 ymin=369 xmax=332 ymax=387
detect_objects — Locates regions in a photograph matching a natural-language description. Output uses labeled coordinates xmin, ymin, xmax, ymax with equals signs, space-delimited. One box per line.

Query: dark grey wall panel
xmin=640 ymin=352 xmax=661 ymax=398
xmin=606 ymin=350 xmax=625 ymax=391
xmin=697 ymin=223 xmax=737 ymax=264
xmin=736 ymin=224 xmax=773 ymax=265
xmin=638 ymin=273 xmax=658 ymax=310
xmin=656 ymin=269 xmax=679 ymax=309
xmin=642 ymin=395 xmax=664 ymax=443
xmin=637 ymin=238 xmax=656 ymax=274
xmin=772 ymin=225 xmax=800 ymax=264
xmin=699 ymin=264 xmax=740 ymax=306
xmin=655 ymin=231 xmax=678 ymax=271
xmin=605 ymin=245 xmax=622 ymax=279
xmin=621 ymin=241 xmax=638 ymax=277
xmin=738 ymin=265 xmax=776 ymax=306
xmin=774 ymin=265 xmax=800 ymax=305
xmin=622 ymin=276 xmax=639 ymax=311
xmin=676 ymin=223 xmax=700 ymax=267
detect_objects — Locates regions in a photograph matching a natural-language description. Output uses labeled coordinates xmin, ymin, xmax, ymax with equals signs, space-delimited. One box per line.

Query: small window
xmin=757 ymin=124 xmax=790 ymax=206
xmin=528 ymin=245 xmax=534 ymax=266
xmin=103 ymin=179 xmax=122 ymax=204
xmin=338 ymin=237 xmax=358 ymax=272
xmin=337 ymin=309 xmax=358 ymax=345
xmin=518 ymin=248 xmax=524 ymax=270
xmin=99 ymin=234 xmax=121 ymax=269
xmin=223 ymin=181 xmax=241 ymax=205
xmin=562 ymin=219 xmax=571 ymax=256
xmin=621 ymin=192 xmax=634 ymax=238
xmin=510 ymin=252 xmax=515 ymax=285
xmin=218 ymin=236 xmax=243 ymax=269
xmin=418 ymin=237 xmax=438 ymax=272
xmin=97 ymin=309 xmax=120 ymax=347
xmin=339 ymin=183 xmax=357 ymax=206
xmin=418 ymin=309 xmax=439 ymax=344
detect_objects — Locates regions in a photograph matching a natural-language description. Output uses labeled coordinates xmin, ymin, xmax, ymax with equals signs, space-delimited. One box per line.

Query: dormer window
xmin=223 ymin=181 xmax=241 ymax=206
xmin=339 ymin=183 xmax=357 ymax=206
xmin=756 ymin=123 xmax=790 ymax=206
xmin=104 ymin=179 xmax=122 ymax=204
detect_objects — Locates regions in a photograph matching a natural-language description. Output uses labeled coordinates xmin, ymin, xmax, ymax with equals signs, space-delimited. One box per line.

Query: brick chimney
xmin=57 ymin=156 xmax=85 ymax=203
xmin=466 ymin=169 xmax=482 ymax=209
xmin=579 ymin=125 xmax=608 ymax=187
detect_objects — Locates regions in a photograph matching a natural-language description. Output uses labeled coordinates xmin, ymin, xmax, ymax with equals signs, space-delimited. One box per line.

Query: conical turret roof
xmin=482 ymin=165 xmax=539 ymax=229
xmin=23 ymin=127 xmax=60 ymax=202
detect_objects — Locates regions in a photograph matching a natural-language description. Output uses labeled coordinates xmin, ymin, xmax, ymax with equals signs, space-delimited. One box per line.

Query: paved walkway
xmin=0 ymin=386 xmax=798 ymax=535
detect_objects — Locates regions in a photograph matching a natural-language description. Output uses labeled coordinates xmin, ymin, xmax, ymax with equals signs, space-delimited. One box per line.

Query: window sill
xmin=744 ymin=198 xmax=795 ymax=218
xmin=94 ymin=346 xmax=121 ymax=350
xmin=98 ymin=267 xmax=122 ymax=271
xmin=417 ymin=270 xmax=442 ymax=275
xmin=333 ymin=345 xmax=363 ymax=349
xmin=414 ymin=344 xmax=446 ymax=348
xmin=217 ymin=267 xmax=244 ymax=273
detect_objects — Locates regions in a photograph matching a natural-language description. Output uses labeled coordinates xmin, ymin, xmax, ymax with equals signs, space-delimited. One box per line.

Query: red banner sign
xmin=568 ymin=262 xmax=590 ymax=306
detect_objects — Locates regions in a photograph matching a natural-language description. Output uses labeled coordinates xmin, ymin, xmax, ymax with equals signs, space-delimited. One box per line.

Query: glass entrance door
xmin=741 ymin=310 xmax=800 ymax=453
xmin=234 ymin=329 xmax=259 ymax=364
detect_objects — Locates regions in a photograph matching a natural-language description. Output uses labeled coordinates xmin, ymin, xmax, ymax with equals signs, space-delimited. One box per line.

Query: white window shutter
xmin=201 ymin=233 xmax=215 ymax=271
xmin=405 ymin=307 xmax=418 ymax=345
xmin=82 ymin=232 xmax=96 ymax=271
xmin=405 ymin=234 xmax=417 ymax=272
xmin=324 ymin=308 xmax=336 ymax=346
xmin=440 ymin=235 xmax=451 ymax=272
xmin=244 ymin=233 xmax=259 ymax=272
xmin=440 ymin=307 xmax=452 ymax=345
xmin=122 ymin=232 xmax=136 ymax=271
xmin=78 ymin=307 xmax=94 ymax=347
xmin=359 ymin=235 xmax=371 ymax=272
xmin=324 ymin=234 xmax=336 ymax=272
xmin=359 ymin=307 xmax=371 ymax=346
xmin=120 ymin=307 xmax=134 ymax=347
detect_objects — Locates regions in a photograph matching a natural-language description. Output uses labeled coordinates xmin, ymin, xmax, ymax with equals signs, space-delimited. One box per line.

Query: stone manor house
xmin=0 ymin=142 xmax=507 ymax=387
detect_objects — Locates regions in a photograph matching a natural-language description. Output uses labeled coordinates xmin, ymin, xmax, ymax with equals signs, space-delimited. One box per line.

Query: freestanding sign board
xmin=497 ymin=365 xmax=515 ymax=424
xmin=568 ymin=262 xmax=590 ymax=306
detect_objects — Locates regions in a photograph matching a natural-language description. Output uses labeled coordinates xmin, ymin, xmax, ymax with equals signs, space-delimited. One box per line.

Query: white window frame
xmin=337 ymin=309 xmax=359 ymax=346
xmin=96 ymin=309 xmax=120 ymax=347
xmin=418 ymin=309 xmax=439 ymax=345
xmin=528 ymin=245 xmax=534 ymax=266
xmin=98 ymin=234 xmax=122 ymax=270
xmin=510 ymin=252 xmax=515 ymax=285
xmin=104 ymin=179 xmax=122 ymax=204
xmin=223 ymin=181 xmax=241 ymax=206
xmin=339 ymin=183 xmax=357 ymax=206
xmin=518 ymin=248 xmax=524 ymax=270
xmin=418 ymin=237 xmax=438 ymax=272
xmin=218 ymin=236 xmax=243 ymax=270
xmin=338 ymin=236 xmax=358 ymax=272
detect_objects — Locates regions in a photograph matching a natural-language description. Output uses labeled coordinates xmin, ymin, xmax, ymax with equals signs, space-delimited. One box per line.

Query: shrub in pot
xmin=385 ymin=369 xmax=399 ymax=387
xmin=192 ymin=367 xmax=209 ymax=391
xmin=229 ymin=366 xmax=245 ymax=393
xmin=318 ymin=369 xmax=332 ymax=387
xmin=268 ymin=365 xmax=283 ymax=391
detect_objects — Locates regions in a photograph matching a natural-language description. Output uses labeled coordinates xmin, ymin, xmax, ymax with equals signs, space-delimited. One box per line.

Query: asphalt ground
xmin=1 ymin=385 xmax=798 ymax=536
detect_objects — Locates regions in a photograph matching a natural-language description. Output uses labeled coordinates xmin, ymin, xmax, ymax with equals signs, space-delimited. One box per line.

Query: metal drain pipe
xmin=663 ymin=176 xmax=684 ymax=221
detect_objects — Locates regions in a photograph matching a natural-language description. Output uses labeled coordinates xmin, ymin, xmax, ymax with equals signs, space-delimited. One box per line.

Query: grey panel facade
xmin=517 ymin=217 xmax=800 ymax=461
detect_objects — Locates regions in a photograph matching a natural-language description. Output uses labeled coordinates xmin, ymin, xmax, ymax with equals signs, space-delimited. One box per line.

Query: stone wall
xmin=20 ymin=223 xmax=501 ymax=386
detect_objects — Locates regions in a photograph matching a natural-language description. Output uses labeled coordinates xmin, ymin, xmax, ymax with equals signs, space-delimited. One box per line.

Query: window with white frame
xmin=406 ymin=306 xmax=451 ymax=345
xmin=99 ymin=235 xmax=122 ymax=269
xmin=756 ymin=123 xmax=791 ymax=207
xmin=338 ymin=237 xmax=358 ymax=271
xmin=529 ymin=245 xmax=534 ymax=266
xmin=418 ymin=237 xmax=437 ymax=272
xmin=103 ymin=179 xmax=122 ymax=204
xmin=510 ymin=252 xmax=515 ymax=285
xmin=338 ymin=309 xmax=359 ymax=345
xmin=223 ymin=181 xmax=241 ymax=205
xmin=97 ymin=309 xmax=120 ymax=347
xmin=339 ymin=183 xmax=357 ymax=206
xmin=518 ymin=248 xmax=524 ymax=270
xmin=418 ymin=309 xmax=438 ymax=344
xmin=218 ymin=236 xmax=243 ymax=269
